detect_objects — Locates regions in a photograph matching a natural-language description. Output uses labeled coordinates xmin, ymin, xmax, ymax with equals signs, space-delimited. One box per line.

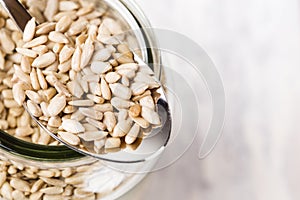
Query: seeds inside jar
xmin=3 ymin=0 xmax=162 ymax=155
xmin=0 ymin=0 xmax=156 ymax=198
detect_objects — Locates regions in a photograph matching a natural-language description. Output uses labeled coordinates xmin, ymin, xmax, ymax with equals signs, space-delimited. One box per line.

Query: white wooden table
xmin=120 ymin=0 xmax=300 ymax=199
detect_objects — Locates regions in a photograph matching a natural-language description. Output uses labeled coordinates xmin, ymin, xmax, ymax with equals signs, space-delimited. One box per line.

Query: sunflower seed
xmin=129 ymin=115 xmax=150 ymax=129
xmin=30 ymin=192 xmax=43 ymax=200
xmin=47 ymin=94 xmax=66 ymax=116
xmin=115 ymin=63 xmax=139 ymax=71
xmin=4 ymin=99 xmax=20 ymax=108
xmin=12 ymin=190 xmax=26 ymax=200
xmin=23 ymin=35 xmax=48 ymax=48
xmin=141 ymin=106 xmax=161 ymax=125
xmin=59 ymin=45 xmax=74 ymax=63
xmin=16 ymin=47 xmax=38 ymax=58
xmin=31 ymin=179 xmax=44 ymax=193
xmin=48 ymin=116 xmax=62 ymax=128
xmin=36 ymin=22 xmax=56 ymax=35
xmin=102 ymin=18 xmax=123 ymax=35
xmin=0 ymin=172 xmax=6 ymax=188
xmin=10 ymin=177 xmax=30 ymax=192
xmin=103 ymin=111 xmax=116 ymax=132
xmin=105 ymin=138 xmax=121 ymax=149
xmin=61 ymin=119 xmax=85 ymax=133
xmin=68 ymin=100 xmax=94 ymax=107
xmin=0 ymin=30 xmax=15 ymax=54
xmin=89 ymin=82 xmax=102 ymax=96
xmin=109 ymin=83 xmax=132 ymax=100
xmin=71 ymin=46 xmax=82 ymax=72
xmin=59 ymin=1 xmax=79 ymax=11
xmin=83 ymin=74 xmax=100 ymax=82
xmin=131 ymin=82 xmax=148 ymax=96
xmin=1 ymin=182 xmax=13 ymax=200
xmin=58 ymin=131 xmax=80 ymax=145
xmin=77 ymin=6 xmax=93 ymax=16
xmin=121 ymin=75 xmax=130 ymax=87
xmin=115 ymin=53 xmax=134 ymax=64
xmin=67 ymin=80 xmax=84 ymax=98
xmin=80 ymin=38 xmax=94 ymax=68
xmin=93 ymin=103 xmax=113 ymax=112
xmin=29 ymin=6 xmax=45 ymax=23
xmin=58 ymin=63 xmax=71 ymax=76
xmin=56 ymin=16 xmax=73 ymax=32
xmin=117 ymin=68 xmax=136 ymax=79
xmin=25 ymin=90 xmax=42 ymax=104
xmin=32 ymin=51 xmax=56 ymax=68
xmin=100 ymin=78 xmax=111 ymax=100
xmin=65 ymin=174 xmax=85 ymax=185
xmin=86 ymin=118 xmax=106 ymax=130
xmin=41 ymin=87 xmax=56 ymax=102
xmin=49 ymin=31 xmax=69 ymax=43
xmin=78 ymin=131 xmax=108 ymax=142
xmin=40 ymin=177 xmax=66 ymax=187
xmin=94 ymin=139 xmax=105 ymax=151
xmin=111 ymin=97 xmax=134 ymax=110
xmin=129 ymin=104 xmax=141 ymax=117
xmin=70 ymin=110 xmax=85 ymax=121
xmin=68 ymin=18 xmax=88 ymax=36
xmin=27 ymin=100 xmax=42 ymax=117
xmin=32 ymin=45 xmax=49 ymax=55
xmin=79 ymin=107 xmax=103 ymax=120
xmin=38 ymin=129 xmax=51 ymax=145
xmin=86 ymin=94 xmax=104 ymax=104
xmin=40 ymin=102 xmax=50 ymax=117
xmin=15 ymin=126 xmax=34 ymax=137
xmin=90 ymin=61 xmax=112 ymax=74
xmin=44 ymin=0 xmax=58 ymax=21
xmin=105 ymin=72 xmax=121 ymax=83
xmin=92 ymin=48 xmax=111 ymax=61
xmin=73 ymin=188 xmax=95 ymax=198
xmin=23 ymin=17 xmax=36 ymax=42
xmin=12 ymin=83 xmax=25 ymax=106
xmin=29 ymin=68 xmax=40 ymax=90
xmin=37 ymin=170 xmax=55 ymax=178
xmin=125 ymin=123 xmax=140 ymax=144
xmin=132 ymin=90 xmax=151 ymax=101
xmin=63 ymin=105 xmax=76 ymax=114
xmin=0 ymin=120 xmax=8 ymax=129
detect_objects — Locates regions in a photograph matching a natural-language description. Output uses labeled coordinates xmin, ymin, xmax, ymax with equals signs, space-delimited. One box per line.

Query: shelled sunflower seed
xmin=11 ymin=0 xmax=162 ymax=153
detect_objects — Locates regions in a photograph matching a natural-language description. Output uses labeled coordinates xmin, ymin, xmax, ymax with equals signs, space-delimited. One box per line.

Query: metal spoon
xmin=0 ymin=0 xmax=172 ymax=163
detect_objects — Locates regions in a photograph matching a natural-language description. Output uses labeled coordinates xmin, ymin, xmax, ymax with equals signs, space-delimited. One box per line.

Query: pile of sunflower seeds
xmin=10 ymin=0 xmax=161 ymax=153
xmin=0 ymin=158 xmax=112 ymax=200
xmin=0 ymin=2 xmax=60 ymax=145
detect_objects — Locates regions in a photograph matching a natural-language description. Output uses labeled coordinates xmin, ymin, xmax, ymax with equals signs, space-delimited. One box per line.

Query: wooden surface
xmin=120 ymin=0 xmax=300 ymax=199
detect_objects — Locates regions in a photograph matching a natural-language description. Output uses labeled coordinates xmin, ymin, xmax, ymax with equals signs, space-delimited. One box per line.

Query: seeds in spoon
xmin=11 ymin=6 xmax=162 ymax=153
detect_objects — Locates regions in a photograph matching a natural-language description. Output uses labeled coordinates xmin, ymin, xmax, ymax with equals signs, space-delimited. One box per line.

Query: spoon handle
xmin=0 ymin=0 xmax=31 ymax=32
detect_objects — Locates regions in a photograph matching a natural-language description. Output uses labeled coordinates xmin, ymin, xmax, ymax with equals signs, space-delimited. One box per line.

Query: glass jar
xmin=0 ymin=0 xmax=225 ymax=199
xmin=0 ymin=0 xmax=164 ymax=199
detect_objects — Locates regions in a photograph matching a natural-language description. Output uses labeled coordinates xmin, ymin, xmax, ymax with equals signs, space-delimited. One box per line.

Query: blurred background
xmin=120 ymin=0 xmax=300 ymax=199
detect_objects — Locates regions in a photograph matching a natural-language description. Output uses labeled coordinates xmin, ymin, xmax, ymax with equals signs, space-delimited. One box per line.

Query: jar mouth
xmin=0 ymin=0 xmax=161 ymax=162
